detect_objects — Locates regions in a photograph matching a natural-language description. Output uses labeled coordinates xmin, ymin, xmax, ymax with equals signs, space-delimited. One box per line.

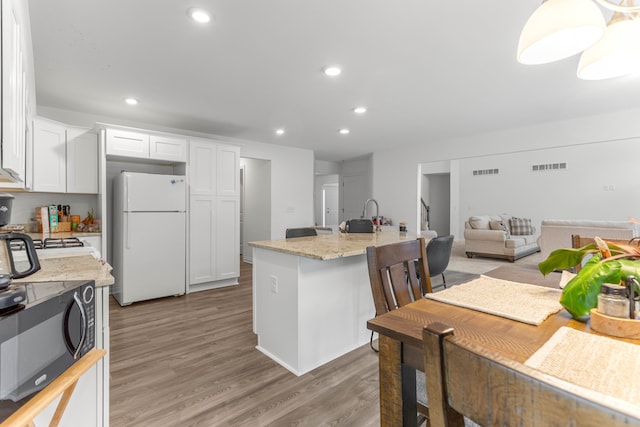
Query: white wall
xmin=239 ymin=141 xmax=314 ymax=240
xmin=340 ymin=155 xmax=373 ymax=222
xmin=37 ymin=106 xmax=315 ymax=241
xmin=5 ymin=192 xmax=97 ymax=225
xmin=373 ymin=108 xmax=640 ymax=239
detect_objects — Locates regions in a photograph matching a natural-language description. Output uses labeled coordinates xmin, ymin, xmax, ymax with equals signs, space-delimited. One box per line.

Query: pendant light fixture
xmin=578 ymin=11 xmax=640 ymax=79
xmin=518 ymin=0 xmax=640 ymax=80
xmin=517 ymin=0 xmax=606 ymax=65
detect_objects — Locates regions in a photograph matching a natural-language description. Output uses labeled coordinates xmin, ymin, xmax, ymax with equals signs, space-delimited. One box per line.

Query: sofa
xmin=538 ymin=219 xmax=639 ymax=259
xmin=464 ymin=214 xmax=540 ymax=262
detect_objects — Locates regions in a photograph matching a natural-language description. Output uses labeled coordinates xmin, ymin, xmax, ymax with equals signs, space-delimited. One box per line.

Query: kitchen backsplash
xmin=4 ymin=192 xmax=98 ymax=225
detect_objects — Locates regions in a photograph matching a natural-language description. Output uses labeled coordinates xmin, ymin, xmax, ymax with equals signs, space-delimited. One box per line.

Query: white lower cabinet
xmin=216 ymin=196 xmax=240 ymax=280
xmin=32 ymin=286 xmax=109 ymax=427
xmin=189 ymin=195 xmax=216 ymax=284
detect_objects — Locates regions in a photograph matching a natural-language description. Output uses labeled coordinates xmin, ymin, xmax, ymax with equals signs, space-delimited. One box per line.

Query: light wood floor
xmin=109 ymin=260 xmax=380 ymax=427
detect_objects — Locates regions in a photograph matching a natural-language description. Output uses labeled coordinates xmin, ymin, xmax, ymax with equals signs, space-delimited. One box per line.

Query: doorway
xmin=322 ymin=183 xmax=339 ymax=226
xmin=421 ymin=171 xmax=451 ymax=237
xmin=240 ymin=157 xmax=271 ymax=263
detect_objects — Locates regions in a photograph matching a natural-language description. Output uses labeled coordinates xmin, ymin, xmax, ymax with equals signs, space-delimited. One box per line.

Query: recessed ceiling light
xmin=339 ymin=128 xmax=350 ymax=135
xmin=188 ymin=8 xmax=211 ymax=23
xmin=353 ymin=106 xmax=367 ymax=114
xmin=124 ymin=97 xmax=139 ymax=106
xmin=275 ymin=128 xmax=285 ymax=135
xmin=323 ymin=66 xmax=342 ymax=77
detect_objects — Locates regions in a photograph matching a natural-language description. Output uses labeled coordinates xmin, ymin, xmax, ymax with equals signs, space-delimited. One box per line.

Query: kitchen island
xmin=12 ymin=251 xmax=114 ymax=427
xmin=249 ymin=227 xmax=417 ymax=375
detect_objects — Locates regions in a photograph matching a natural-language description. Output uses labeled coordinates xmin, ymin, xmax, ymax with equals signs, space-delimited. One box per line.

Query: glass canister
xmin=597 ymin=283 xmax=629 ymax=318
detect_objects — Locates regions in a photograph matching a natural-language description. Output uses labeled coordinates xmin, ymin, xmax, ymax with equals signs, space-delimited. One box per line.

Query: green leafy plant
xmin=538 ymin=238 xmax=640 ymax=320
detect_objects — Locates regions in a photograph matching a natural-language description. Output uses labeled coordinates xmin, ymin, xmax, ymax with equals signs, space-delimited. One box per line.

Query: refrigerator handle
xmin=125 ymin=212 xmax=131 ymax=250
xmin=124 ymin=173 xmax=129 ymax=211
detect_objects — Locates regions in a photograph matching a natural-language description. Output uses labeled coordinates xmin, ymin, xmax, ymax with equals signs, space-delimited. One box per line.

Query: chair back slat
xmin=423 ymin=323 xmax=640 ymax=427
xmin=366 ymin=237 xmax=432 ymax=316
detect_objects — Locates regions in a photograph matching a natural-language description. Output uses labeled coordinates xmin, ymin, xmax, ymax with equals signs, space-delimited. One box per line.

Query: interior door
xmin=322 ymin=184 xmax=339 ymax=226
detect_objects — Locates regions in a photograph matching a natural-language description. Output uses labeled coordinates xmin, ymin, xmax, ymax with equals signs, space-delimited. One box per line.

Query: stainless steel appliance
xmin=0 ymin=233 xmax=41 ymax=281
xmin=0 ymin=194 xmax=14 ymax=227
xmin=0 ymin=279 xmax=95 ymax=421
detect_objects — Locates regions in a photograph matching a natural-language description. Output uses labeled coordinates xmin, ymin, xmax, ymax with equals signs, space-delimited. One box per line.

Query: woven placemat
xmin=526 ymin=327 xmax=640 ymax=405
xmin=424 ymin=275 xmax=562 ymax=325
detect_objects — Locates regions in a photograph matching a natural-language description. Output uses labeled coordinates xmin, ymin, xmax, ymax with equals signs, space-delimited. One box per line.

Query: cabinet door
xmin=216 ymin=196 xmax=240 ymax=280
xmin=67 ymin=129 xmax=98 ymax=193
xmin=217 ymin=145 xmax=240 ymax=196
xmin=189 ymin=141 xmax=216 ymax=195
xmin=32 ymin=119 xmax=66 ymax=192
xmin=1 ymin=0 xmax=25 ymax=182
xmin=105 ymin=129 xmax=149 ymax=159
xmin=189 ymin=195 xmax=217 ymax=285
xmin=150 ymin=135 xmax=187 ymax=162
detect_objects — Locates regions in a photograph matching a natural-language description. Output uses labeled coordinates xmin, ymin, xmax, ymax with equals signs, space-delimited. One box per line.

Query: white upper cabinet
xmin=105 ymin=129 xmax=149 ymax=159
xmin=1 ymin=0 xmax=33 ymax=184
xmin=67 ymin=127 xmax=98 ymax=194
xmin=32 ymin=118 xmax=98 ymax=194
xmin=105 ymin=128 xmax=187 ymax=163
xmin=32 ymin=119 xmax=66 ymax=192
xmin=217 ymin=144 xmax=240 ymax=196
xmin=150 ymin=135 xmax=187 ymax=162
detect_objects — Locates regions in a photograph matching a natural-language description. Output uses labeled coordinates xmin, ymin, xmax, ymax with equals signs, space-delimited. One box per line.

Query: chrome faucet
xmin=361 ymin=198 xmax=381 ymax=231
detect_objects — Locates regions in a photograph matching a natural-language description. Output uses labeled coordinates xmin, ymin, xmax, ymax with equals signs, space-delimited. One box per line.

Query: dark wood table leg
xmin=379 ymin=335 xmax=418 ymax=427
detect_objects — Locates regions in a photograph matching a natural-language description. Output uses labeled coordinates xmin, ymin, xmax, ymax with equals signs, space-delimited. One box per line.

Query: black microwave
xmin=0 ymin=280 xmax=95 ymax=421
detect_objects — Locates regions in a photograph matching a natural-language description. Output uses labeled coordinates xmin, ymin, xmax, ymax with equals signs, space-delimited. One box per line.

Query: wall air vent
xmin=531 ymin=162 xmax=567 ymax=172
xmin=472 ymin=168 xmax=499 ymax=176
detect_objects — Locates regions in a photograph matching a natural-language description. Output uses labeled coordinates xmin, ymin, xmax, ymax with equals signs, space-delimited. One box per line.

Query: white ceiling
xmin=28 ymin=0 xmax=640 ymax=162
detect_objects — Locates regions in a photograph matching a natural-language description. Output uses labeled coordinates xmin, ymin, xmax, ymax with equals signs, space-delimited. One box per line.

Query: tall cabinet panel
xmin=188 ymin=140 xmax=240 ymax=291
xmin=189 ymin=196 xmax=216 ymax=284
xmin=216 ymin=196 xmax=240 ymax=280
xmin=217 ymin=145 xmax=240 ymax=196
xmin=190 ymin=142 xmax=216 ymax=195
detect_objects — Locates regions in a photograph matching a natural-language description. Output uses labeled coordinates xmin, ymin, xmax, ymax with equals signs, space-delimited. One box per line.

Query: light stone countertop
xmin=12 ymin=253 xmax=114 ymax=287
xmin=248 ymin=228 xmax=419 ymax=260
xmin=24 ymin=231 xmax=102 ymax=241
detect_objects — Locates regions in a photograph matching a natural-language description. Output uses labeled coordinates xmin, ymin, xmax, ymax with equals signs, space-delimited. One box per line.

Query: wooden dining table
xmin=366 ymin=265 xmax=640 ymax=427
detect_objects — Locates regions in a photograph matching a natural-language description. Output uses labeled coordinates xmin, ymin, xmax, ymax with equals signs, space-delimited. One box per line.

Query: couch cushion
xmin=505 ymin=237 xmax=526 ymax=248
xmin=489 ymin=220 xmax=510 ymax=238
xmin=510 ymin=217 xmax=534 ymax=235
xmin=469 ymin=216 xmax=491 ymax=230
xmin=499 ymin=214 xmax=513 ymax=234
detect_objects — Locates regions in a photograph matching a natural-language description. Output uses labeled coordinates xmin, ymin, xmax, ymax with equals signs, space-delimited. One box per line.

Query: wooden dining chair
xmin=422 ymin=322 xmax=640 ymax=427
xmin=366 ymin=237 xmax=432 ymax=425
xmin=366 ymin=237 xmax=432 ymax=316
xmin=571 ymin=234 xmax=640 ymax=272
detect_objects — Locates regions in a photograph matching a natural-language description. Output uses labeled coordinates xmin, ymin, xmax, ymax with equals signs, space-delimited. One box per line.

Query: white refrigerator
xmin=112 ymin=172 xmax=186 ymax=306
